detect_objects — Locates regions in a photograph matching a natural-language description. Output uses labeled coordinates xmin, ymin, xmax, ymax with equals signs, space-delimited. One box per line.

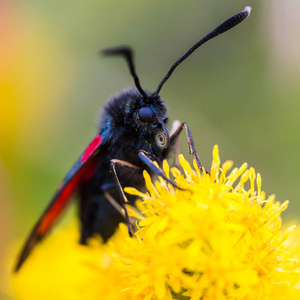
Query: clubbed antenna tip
xmin=155 ymin=6 xmax=252 ymax=95
xmin=101 ymin=47 xmax=147 ymax=99
xmin=244 ymin=6 xmax=252 ymax=15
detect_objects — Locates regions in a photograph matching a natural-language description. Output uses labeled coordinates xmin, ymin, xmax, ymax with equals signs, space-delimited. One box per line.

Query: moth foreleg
xmin=110 ymin=159 xmax=141 ymax=237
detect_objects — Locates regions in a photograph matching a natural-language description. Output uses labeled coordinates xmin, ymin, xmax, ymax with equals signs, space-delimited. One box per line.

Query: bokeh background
xmin=1 ymin=0 xmax=300 ymax=298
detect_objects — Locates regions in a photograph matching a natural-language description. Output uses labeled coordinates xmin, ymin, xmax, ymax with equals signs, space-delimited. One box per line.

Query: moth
xmin=15 ymin=6 xmax=251 ymax=271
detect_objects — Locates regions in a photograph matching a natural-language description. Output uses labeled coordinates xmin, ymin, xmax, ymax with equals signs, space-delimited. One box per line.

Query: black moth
xmin=15 ymin=7 xmax=251 ymax=271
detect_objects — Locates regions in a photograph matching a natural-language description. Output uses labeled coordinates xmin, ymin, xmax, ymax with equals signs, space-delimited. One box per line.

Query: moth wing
xmin=14 ymin=135 xmax=102 ymax=271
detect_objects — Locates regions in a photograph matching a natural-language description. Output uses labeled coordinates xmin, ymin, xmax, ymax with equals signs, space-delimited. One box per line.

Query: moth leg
xmin=166 ymin=121 xmax=204 ymax=171
xmin=103 ymin=191 xmax=136 ymax=227
xmin=110 ymin=159 xmax=141 ymax=237
xmin=138 ymin=150 xmax=183 ymax=190
xmin=169 ymin=120 xmax=181 ymax=168
xmin=103 ymin=191 xmax=125 ymax=219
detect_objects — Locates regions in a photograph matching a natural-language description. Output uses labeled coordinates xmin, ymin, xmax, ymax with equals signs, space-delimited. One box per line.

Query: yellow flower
xmin=12 ymin=146 xmax=300 ymax=299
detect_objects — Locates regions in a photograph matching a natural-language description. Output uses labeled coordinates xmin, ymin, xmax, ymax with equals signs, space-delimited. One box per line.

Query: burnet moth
xmin=15 ymin=6 xmax=251 ymax=272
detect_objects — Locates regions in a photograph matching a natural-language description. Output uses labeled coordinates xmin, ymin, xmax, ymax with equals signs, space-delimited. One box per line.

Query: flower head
xmin=12 ymin=146 xmax=300 ymax=299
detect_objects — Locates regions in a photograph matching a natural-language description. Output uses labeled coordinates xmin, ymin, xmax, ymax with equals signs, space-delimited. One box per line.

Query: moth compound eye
xmin=139 ymin=107 xmax=154 ymax=123
xmin=155 ymin=130 xmax=168 ymax=149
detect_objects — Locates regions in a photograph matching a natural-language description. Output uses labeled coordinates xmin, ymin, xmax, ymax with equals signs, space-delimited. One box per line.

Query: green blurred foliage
xmin=1 ymin=1 xmax=300 ymax=296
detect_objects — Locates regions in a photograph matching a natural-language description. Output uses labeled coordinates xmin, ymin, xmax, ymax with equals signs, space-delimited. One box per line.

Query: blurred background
xmin=1 ymin=0 xmax=300 ymax=298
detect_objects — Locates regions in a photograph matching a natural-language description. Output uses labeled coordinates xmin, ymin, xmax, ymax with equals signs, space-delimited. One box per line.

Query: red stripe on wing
xmin=81 ymin=135 xmax=101 ymax=163
xmin=37 ymin=157 xmax=97 ymax=235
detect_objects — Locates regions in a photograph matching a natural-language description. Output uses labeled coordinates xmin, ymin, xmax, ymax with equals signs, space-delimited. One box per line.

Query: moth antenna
xmin=101 ymin=47 xmax=148 ymax=99
xmin=155 ymin=6 xmax=251 ymax=95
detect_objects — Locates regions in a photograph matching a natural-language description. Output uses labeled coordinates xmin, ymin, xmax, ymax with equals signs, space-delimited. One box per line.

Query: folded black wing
xmin=14 ymin=135 xmax=102 ymax=272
